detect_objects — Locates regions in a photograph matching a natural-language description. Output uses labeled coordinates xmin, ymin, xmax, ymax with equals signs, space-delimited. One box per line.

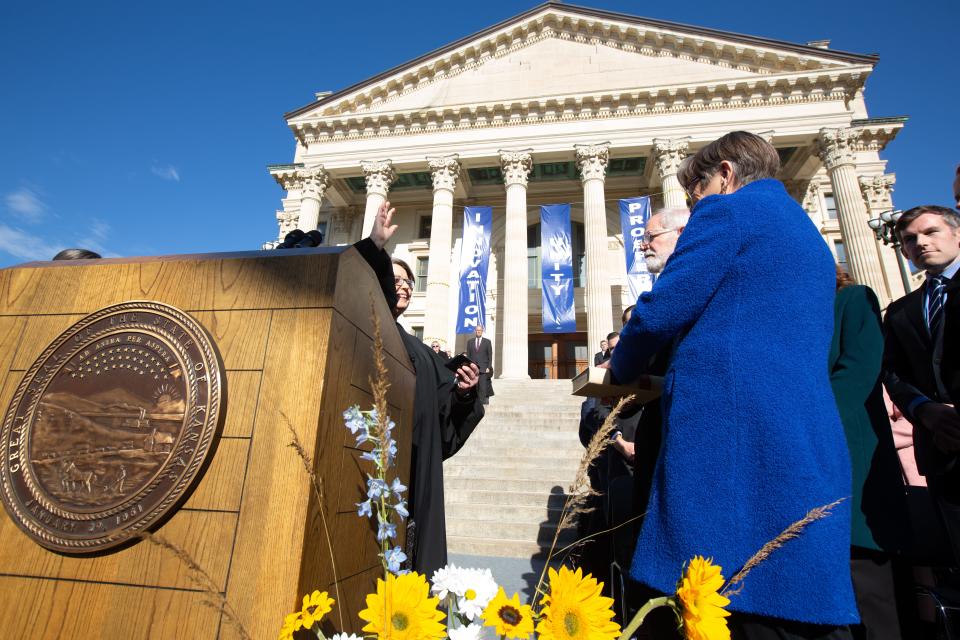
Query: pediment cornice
xmin=287 ymin=2 xmax=874 ymax=126
xmin=288 ymin=65 xmax=872 ymax=146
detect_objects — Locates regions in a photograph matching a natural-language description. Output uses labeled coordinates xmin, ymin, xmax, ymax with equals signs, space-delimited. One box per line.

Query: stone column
xmin=499 ymin=150 xmax=533 ymax=379
xmin=652 ymin=138 xmax=689 ymax=209
xmin=424 ymin=155 xmax=460 ymax=351
xmin=576 ymin=143 xmax=614 ymax=358
xmin=361 ymin=160 xmax=396 ymax=238
xmin=859 ymin=174 xmax=904 ymax=301
xmin=817 ymin=128 xmax=888 ymax=296
xmin=296 ymin=166 xmax=330 ymax=232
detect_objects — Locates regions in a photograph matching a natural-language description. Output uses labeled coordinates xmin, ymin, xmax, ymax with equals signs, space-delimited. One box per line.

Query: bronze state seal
xmin=0 ymin=301 xmax=224 ymax=553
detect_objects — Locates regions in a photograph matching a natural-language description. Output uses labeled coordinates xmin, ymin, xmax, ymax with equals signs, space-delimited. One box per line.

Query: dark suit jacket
xmin=593 ymin=351 xmax=607 ymax=366
xmin=466 ymin=337 xmax=492 ymax=374
xmin=883 ymin=275 xmax=958 ymax=477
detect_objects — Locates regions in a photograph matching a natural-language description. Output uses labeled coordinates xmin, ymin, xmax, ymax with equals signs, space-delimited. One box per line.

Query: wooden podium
xmin=0 ymin=247 xmax=415 ymax=639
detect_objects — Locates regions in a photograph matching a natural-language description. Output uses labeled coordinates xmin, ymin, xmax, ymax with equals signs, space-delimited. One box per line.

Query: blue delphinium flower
xmin=366 ymin=478 xmax=387 ymax=499
xmin=361 ymin=448 xmax=380 ymax=463
xmin=384 ymin=546 xmax=407 ymax=573
xmin=390 ymin=477 xmax=406 ymax=499
xmin=377 ymin=521 xmax=397 ymax=542
xmin=357 ymin=499 xmax=373 ymax=518
xmin=343 ymin=406 xmax=366 ymax=435
xmin=393 ymin=501 xmax=409 ymax=518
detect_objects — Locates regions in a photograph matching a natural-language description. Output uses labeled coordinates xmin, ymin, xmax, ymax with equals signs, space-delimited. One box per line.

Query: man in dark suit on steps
xmin=883 ymin=204 xmax=960 ymax=565
xmin=466 ymin=325 xmax=493 ymax=404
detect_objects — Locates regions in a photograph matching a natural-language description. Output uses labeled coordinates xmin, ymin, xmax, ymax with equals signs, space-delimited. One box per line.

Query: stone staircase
xmin=444 ymin=379 xmax=586 ymax=558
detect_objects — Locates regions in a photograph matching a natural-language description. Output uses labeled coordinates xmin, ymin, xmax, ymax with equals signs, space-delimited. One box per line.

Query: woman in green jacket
xmin=829 ymin=266 xmax=912 ymax=639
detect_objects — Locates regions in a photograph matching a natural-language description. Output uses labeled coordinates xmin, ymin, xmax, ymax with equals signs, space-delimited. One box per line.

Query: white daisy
xmin=430 ymin=563 xmax=466 ymax=600
xmin=330 ymin=634 xmax=363 ymax=640
xmin=456 ymin=568 xmax=499 ymax=621
xmin=448 ymin=623 xmax=484 ymax=640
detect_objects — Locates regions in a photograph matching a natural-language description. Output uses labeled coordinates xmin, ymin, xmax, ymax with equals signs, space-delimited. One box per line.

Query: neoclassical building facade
xmin=266 ymin=2 xmax=907 ymax=379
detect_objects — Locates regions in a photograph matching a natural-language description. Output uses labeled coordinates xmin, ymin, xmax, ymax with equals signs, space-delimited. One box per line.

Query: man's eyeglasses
xmin=394 ymin=276 xmax=415 ymax=289
xmin=641 ymin=227 xmax=677 ymax=244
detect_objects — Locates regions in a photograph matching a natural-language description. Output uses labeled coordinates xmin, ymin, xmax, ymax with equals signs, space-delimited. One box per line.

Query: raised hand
xmin=370 ymin=200 xmax=398 ymax=250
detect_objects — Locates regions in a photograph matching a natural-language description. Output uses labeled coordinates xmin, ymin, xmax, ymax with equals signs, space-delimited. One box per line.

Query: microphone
xmin=276 ymin=229 xmax=306 ymax=249
xmin=293 ymin=230 xmax=324 ymax=248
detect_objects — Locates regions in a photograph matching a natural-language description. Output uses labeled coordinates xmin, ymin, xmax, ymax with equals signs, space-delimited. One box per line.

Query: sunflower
xmin=481 ymin=587 xmax=535 ymax=639
xmin=358 ymin=571 xmax=446 ymax=640
xmin=675 ymin=556 xmax=731 ymax=640
xmin=536 ymin=566 xmax=620 ymax=640
xmin=301 ymin=590 xmax=335 ymax=628
xmin=278 ymin=611 xmax=304 ymax=640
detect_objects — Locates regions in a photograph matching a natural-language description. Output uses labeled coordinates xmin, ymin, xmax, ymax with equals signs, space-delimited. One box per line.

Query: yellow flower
xmin=481 ymin=587 xmax=535 ymax=639
xmin=301 ymin=590 xmax=335 ymax=628
xmin=536 ymin=566 xmax=620 ymax=640
xmin=358 ymin=571 xmax=446 ymax=640
xmin=278 ymin=611 xmax=304 ymax=640
xmin=675 ymin=556 xmax=731 ymax=640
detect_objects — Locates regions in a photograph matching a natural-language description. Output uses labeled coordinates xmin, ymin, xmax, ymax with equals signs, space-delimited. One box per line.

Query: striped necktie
xmin=926 ymin=274 xmax=947 ymax=337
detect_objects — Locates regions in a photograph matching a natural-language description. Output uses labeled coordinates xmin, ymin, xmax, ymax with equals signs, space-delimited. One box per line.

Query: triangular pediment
xmin=288 ymin=2 xmax=875 ymax=124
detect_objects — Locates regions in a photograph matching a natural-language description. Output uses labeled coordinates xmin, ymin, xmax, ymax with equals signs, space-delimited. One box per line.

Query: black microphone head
xmin=293 ymin=230 xmax=324 ymax=248
xmin=278 ymin=229 xmax=306 ymax=248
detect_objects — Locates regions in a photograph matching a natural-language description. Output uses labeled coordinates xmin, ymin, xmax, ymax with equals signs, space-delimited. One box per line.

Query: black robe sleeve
xmin=353 ymin=238 xmax=398 ymax=312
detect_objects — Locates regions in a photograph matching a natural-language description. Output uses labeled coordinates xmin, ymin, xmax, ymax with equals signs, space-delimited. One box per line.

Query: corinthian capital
xmin=859 ymin=174 xmax=896 ymax=210
xmin=652 ymin=138 xmax=690 ymax=178
xmin=499 ymin=150 xmax=534 ymax=187
xmin=574 ymin=143 xmax=610 ymax=183
xmin=296 ymin=165 xmax=330 ymax=202
xmin=427 ymin=155 xmax=461 ymax=192
xmin=817 ymin=128 xmax=860 ymax=171
xmin=361 ymin=160 xmax=396 ymax=197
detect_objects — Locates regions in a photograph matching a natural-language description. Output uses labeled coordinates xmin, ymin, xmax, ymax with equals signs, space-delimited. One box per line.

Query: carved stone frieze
xmin=575 ymin=144 xmax=610 ymax=183
xmin=652 ymin=138 xmax=690 ymax=178
xmin=276 ymin=209 xmax=298 ymax=238
xmin=361 ymin=160 xmax=396 ymax=196
xmin=499 ymin=150 xmax=533 ymax=187
xmin=817 ymin=128 xmax=860 ymax=171
xmin=427 ymin=155 xmax=461 ymax=192
xmin=859 ymin=174 xmax=896 ymax=210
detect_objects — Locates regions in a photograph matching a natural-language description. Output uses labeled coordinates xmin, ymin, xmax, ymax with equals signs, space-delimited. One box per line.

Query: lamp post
xmin=867 ymin=209 xmax=913 ymax=294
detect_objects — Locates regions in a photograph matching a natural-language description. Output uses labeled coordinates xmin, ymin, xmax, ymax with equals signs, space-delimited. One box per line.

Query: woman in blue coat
xmin=611 ymin=132 xmax=857 ymax=639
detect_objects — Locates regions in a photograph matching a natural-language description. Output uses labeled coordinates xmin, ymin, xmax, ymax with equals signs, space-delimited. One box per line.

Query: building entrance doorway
xmin=528 ymin=332 xmax=588 ymax=379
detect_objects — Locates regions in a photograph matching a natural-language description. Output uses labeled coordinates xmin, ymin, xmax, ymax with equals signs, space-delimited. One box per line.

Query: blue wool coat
xmin=611 ymin=179 xmax=858 ymax=625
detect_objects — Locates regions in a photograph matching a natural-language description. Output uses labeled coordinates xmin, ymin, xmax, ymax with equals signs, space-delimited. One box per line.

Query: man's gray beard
xmin=645 ymin=254 xmax=664 ymax=274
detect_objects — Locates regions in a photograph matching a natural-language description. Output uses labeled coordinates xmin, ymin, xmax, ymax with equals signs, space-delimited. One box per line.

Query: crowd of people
xmin=51 ymin=132 xmax=960 ymax=639
xmin=579 ymin=132 xmax=960 ymax=640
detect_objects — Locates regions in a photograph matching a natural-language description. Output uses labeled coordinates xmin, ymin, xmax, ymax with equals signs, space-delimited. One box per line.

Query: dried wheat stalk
xmin=722 ymin=497 xmax=846 ymax=596
xmin=140 ymin=532 xmax=252 ymax=640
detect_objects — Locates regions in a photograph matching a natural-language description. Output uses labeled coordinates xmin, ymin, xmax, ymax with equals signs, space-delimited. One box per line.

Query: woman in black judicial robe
xmin=354 ymin=202 xmax=485 ymax=578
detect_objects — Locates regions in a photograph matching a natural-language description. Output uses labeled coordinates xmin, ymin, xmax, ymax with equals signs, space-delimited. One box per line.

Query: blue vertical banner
xmin=540 ymin=204 xmax=576 ymax=333
xmin=619 ymin=196 xmax=655 ymax=300
xmin=455 ymin=206 xmax=493 ymax=334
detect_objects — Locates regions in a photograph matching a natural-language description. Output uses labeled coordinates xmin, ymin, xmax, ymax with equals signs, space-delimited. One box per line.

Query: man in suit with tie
xmin=466 ymin=325 xmax=493 ymax=404
xmin=884 ymin=204 xmax=960 ymax=564
xmin=593 ymin=340 xmax=608 ymax=366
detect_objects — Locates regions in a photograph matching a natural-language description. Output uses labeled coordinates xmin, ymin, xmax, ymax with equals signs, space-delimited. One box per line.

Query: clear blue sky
xmin=1 ymin=0 xmax=956 ymax=267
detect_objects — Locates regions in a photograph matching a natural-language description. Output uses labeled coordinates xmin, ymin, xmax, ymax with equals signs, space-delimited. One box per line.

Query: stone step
xmin=466 ymin=428 xmax=582 ymax=443
xmin=481 ymin=410 xmax=580 ymax=427
xmin=447 ymin=517 xmax=576 ymax=547
xmin=445 ymin=454 xmax=580 ymax=472
xmin=445 ymin=475 xmax=575 ymax=494
xmin=444 ymin=501 xmax=565 ymax=523
xmin=447 ymin=535 xmax=553 ymax=558
xmin=444 ymin=488 xmax=572 ymax=509
xmin=444 ymin=462 xmax=579 ymax=482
